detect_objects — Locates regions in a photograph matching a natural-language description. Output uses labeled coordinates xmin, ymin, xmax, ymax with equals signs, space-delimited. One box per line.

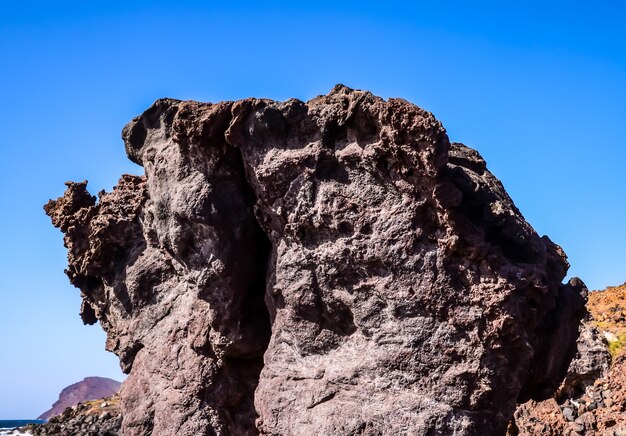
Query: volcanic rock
xmin=509 ymin=321 xmax=611 ymax=435
xmin=589 ymin=282 xmax=626 ymax=357
xmin=24 ymin=395 xmax=121 ymax=436
xmin=38 ymin=377 xmax=121 ymax=421
xmin=510 ymin=283 xmax=626 ymax=435
xmin=45 ymin=86 xmax=587 ymax=435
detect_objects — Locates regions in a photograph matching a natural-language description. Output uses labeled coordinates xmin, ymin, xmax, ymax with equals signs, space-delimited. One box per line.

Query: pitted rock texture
xmin=509 ymin=320 xmax=612 ymax=435
xmin=45 ymin=85 xmax=586 ymax=436
xmin=510 ymin=284 xmax=626 ymax=436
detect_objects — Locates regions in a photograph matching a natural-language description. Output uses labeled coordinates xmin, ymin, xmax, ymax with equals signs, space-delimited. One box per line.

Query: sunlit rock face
xmin=45 ymin=86 xmax=586 ymax=436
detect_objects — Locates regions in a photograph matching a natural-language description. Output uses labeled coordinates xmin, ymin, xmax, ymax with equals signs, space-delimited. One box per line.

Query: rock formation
xmin=38 ymin=377 xmax=121 ymax=421
xmin=510 ymin=283 xmax=626 ymax=435
xmin=45 ymin=85 xmax=587 ymax=435
xmin=588 ymin=282 xmax=626 ymax=357
xmin=23 ymin=395 xmax=121 ymax=436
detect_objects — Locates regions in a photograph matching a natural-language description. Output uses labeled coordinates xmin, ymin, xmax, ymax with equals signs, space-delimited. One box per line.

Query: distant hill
xmin=38 ymin=377 xmax=121 ymax=420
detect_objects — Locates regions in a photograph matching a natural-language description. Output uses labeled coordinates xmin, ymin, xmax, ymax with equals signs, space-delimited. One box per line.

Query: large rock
xmin=509 ymin=321 xmax=612 ymax=435
xmin=45 ymin=86 xmax=586 ymax=435
xmin=510 ymin=284 xmax=626 ymax=436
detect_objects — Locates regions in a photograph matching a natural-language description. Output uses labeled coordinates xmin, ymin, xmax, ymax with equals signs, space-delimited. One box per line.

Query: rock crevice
xmin=46 ymin=86 xmax=586 ymax=435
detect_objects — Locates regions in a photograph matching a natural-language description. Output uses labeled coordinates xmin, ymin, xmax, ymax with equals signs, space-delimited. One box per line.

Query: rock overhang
xmin=46 ymin=85 xmax=587 ymax=436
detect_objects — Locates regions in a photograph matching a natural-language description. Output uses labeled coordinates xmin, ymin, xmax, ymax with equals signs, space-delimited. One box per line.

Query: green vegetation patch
xmin=605 ymin=331 xmax=626 ymax=359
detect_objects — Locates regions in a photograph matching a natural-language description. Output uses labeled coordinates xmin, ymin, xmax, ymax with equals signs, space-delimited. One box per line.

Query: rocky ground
xmin=589 ymin=283 xmax=626 ymax=358
xmin=38 ymin=377 xmax=120 ymax=421
xmin=511 ymin=282 xmax=626 ymax=435
xmin=20 ymin=396 xmax=121 ymax=436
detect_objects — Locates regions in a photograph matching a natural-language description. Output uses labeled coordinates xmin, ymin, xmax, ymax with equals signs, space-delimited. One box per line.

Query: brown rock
xmin=589 ymin=282 xmax=626 ymax=358
xmin=45 ymin=86 xmax=586 ymax=435
xmin=23 ymin=395 xmax=122 ymax=436
xmin=511 ymin=284 xmax=626 ymax=436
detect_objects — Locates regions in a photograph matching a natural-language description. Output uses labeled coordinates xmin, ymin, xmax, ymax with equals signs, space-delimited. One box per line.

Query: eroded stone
xmin=46 ymin=86 xmax=586 ymax=435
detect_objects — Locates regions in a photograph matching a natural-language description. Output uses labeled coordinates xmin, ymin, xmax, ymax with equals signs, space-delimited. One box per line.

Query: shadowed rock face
xmin=509 ymin=321 xmax=613 ymax=435
xmin=45 ymin=85 xmax=586 ymax=436
xmin=509 ymin=284 xmax=626 ymax=435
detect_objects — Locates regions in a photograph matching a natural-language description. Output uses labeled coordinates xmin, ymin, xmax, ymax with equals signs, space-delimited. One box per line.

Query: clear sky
xmin=0 ymin=1 xmax=624 ymax=419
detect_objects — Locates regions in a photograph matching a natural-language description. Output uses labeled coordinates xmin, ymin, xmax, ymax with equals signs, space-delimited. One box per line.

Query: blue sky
xmin=1 ymin=1 xmax=624 ymax=419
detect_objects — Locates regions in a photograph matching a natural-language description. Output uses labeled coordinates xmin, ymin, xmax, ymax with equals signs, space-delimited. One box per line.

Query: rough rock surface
xmin=510 ymin=283 xmax=626 ymax=435
xmin=22 ymin=395 xmax=121 ymax=436
xmin=45 ymin=86 xmax=587 ymax=435
xmin=589 ymin=282 xmax=626 ymax=357
xmin=509 ymin=321 xmax=612 ymax=435
xmin=38 ymin=377 xmax=121 ymax=421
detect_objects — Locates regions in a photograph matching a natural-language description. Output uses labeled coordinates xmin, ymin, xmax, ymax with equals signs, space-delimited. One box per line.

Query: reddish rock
xmin=512 ymin=284 xmax=626 ymax=436
xmin=45 ymin=86 xmax=586 ymax=435
xmin=511 ymin=352 xmax=626 ymax=436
